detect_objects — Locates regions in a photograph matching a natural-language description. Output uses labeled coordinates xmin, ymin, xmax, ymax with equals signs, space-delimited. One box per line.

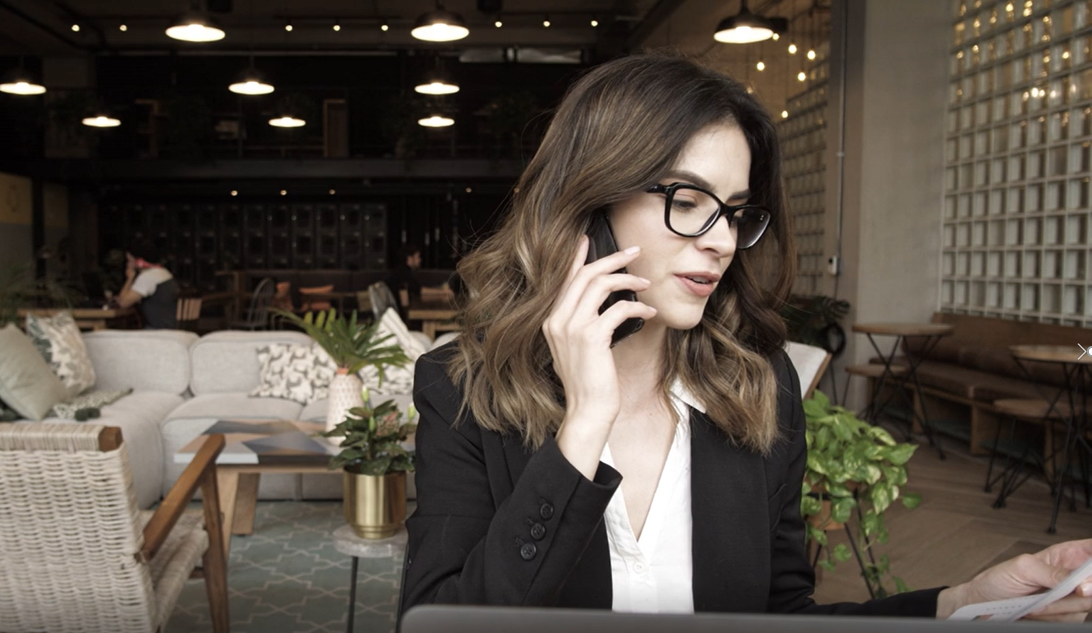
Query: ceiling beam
xmin=624 ymin=0 xmax=686 ymax=50
xmin=0 ymin=0 xmax=87 ymax=52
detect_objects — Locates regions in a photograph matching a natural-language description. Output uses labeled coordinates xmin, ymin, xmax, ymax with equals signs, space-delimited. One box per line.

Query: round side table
xmin=333 ymin=525 xmax=408 ymax=633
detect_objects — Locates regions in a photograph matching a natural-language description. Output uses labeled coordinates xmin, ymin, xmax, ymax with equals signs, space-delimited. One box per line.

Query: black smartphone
xmin=585 ymin=212 xmax=644 ymax=347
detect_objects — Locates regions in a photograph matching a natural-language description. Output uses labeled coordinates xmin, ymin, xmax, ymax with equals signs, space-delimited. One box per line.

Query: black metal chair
xmin=229 ymin=277 xmax=275 ymax=331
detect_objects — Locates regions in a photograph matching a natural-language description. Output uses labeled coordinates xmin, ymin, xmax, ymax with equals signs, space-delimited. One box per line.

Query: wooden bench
xmin=860 ymin=312 xmax=1090 ymax=459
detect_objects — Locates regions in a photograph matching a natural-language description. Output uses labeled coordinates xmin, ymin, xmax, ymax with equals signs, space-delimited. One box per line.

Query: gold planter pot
xmin=343 ymin=471 xmax=407 ymax=539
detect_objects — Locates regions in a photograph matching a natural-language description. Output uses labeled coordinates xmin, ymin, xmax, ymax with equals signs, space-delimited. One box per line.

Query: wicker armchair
xmin=0 ymin=424 xmax=229 ymax=633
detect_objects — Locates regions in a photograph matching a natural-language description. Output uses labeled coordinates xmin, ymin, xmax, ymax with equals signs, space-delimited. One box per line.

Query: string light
xmin=494 ymin=19 xmax=502 ymax=27
xmin=591 ymin=18 xmax=598 ymax=27
xmin=285 ymin=19 xmax=293 ymax=32
xmin=381 ymin=22 xmax=389 ymax=31
xmin=333 ymin=20 xmax=341 ymax=31
xmin=71 ymin=24 xmax=80 ymax=32
xmin=756 ymin=60 xmax=766 ymax=71
xmin=231 ymin=190 xmax=238 ymax=196
xmin=280 ymin=189 xmax=287 ymax=196
xmin=807 ymin=49 xmax=816 ymax=60
xmin=543 ymin=16 xmax=551 ymax=27
xmin=781 ymin=110 xmax=789 ymax=118
xmin=797 ymin=71 xmax=806 ymax=81
xmin=788 ymin=43 xmax=797 ymax=54
xmin=119 ymin=23 xmax=128 ymax=32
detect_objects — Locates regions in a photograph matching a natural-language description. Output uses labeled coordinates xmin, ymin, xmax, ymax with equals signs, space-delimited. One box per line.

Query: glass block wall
xmin=779 ymin=42 xmax=831 ymax=295
xmin=944 ymin=0 xmax=1092 ymax=325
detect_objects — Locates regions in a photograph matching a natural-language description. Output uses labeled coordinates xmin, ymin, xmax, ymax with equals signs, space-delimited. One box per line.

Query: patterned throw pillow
xmin=356 ymin=310 xmax=420 ymax=395
xmin=249 ymin=343 xmax=336 ymax=404
xmin=24 ymin=311 xmax=97 ymax=396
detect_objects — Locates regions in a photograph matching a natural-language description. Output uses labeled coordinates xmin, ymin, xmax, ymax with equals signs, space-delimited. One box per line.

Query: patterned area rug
xmin=167 ymin=501 xmax=405 ymax=633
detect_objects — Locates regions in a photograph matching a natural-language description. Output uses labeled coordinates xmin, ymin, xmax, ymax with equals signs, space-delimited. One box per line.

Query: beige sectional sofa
xmin=14 ymin=329 xmax=416 ymax=509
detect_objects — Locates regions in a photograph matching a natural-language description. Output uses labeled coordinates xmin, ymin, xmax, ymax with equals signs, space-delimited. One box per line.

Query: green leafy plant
xmin=0 ymin=261 xmax=82 ymax=327
xmin=321 ymin=396 xmax=417 ymax=476
xmin=780 ymin=294 xmax=850 ymax=350
xmin=801 ymin=389 xmax=922 ymax=597
xmin=273 ymin=308 xmax=409 ymax=375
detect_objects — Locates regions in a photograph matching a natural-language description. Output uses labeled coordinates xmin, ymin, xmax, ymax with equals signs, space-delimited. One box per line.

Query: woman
xmin=400 ymin=54 xmax=1092 ymax=621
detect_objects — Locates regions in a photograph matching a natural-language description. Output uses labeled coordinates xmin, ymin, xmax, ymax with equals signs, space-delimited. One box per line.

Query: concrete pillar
xmin=824 ymin=0 xmax=950 ymax=410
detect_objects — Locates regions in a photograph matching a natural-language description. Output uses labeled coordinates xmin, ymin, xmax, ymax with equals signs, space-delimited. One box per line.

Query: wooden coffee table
xmin=175 ymin=419 xmax=338 ymax=556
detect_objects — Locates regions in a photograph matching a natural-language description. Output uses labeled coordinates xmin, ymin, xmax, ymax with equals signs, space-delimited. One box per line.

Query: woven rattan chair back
xmin=0 ymin=424 xmax=157 ymax=632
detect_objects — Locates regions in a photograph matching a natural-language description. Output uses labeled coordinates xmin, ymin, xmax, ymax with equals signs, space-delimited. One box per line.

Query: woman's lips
xmin=676 ymin=274 xmax=717 ymax=297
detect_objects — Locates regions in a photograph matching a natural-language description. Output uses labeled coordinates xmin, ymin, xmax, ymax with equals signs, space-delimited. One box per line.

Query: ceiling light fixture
xmin=333 ymin=20 xmax=341 ymax=31
xmin=418 ymin=114 xmax=454 ymax=128
xmin=411 ymin=2 xmax=469 ymax=42
xmin=781 ymin=110 xmax=788 ymax=118
xmin=229 ymin=64 xmax=274 ymax=95
xmin=166 ymin=13 xmax=226 ymax=42
xmin=494 ymin=18 xmax=502 ymax=27
xmin=270 ymin=115 xmax=305 ymax=127
xmin=543 ymin=15 xmax=551 ymax=27
xmin=71 ymin=24 xmax=80 ymax=32
xmin=0 ymin=63 xmax=46 ymax=95
xmin=415 ymin=72 xmax=460 ymax=95
xmin=231 ymin=190 xmax=238 ymax=196
xmin=119 ymin=23 xmax=128 ymax=32
xmin=381 ymin=22 xmax=389 ymax=31
xmin=329 ymin=189 xmax=336 ymax=195
xmin=807 ymin=49 xmax=816 ymax=60
xmin=756 ymin=60 xmax=765 ymax=71
xmin=591 ymin=17 xmax=599 ymax=27
xmin=713 ymin=0 xmax=785 ymax=44
xmin=797 ymin=71 xmax=806 ymax=81
xmin=285 ymin=19 xmax=293 ymax=32
xmin=82 ymin=114 xmax=121 ymax=128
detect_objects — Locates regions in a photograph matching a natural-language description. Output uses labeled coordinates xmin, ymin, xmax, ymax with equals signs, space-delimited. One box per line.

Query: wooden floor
xmin=812 ymin=431 xmax=1092 ymax=605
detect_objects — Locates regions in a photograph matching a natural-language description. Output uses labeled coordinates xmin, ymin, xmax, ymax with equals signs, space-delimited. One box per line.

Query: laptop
xmin=400 ymin=605 xmax=1075 ymax=633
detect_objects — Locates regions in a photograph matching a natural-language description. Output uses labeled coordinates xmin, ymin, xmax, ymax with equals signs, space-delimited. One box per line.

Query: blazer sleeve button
xmin=519 ymin=543 xmax=537 ymax=561
xmin=539 ymin=503 xmax=554 ymax=520
xmin=530 ymin=522 xmax=546 ymax=540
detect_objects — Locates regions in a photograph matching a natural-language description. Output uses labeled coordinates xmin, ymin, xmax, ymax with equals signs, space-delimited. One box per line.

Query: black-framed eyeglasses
xmin=647 ymin=182 xmax=771 ymax=250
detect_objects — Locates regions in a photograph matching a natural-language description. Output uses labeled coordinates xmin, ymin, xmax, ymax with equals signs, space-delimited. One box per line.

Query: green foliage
xmin=321 ymin=398 xmax=417 ymax=476
xmin=0 ymin=261 xmax=82 ymax=327
xmin=273 ymin=308 xmax=410 ymax=376
xmin=801 ymin=389 xmax=921 ymax=596
xmin=780 ymin=294 xmax=850 ymax=348
xmin=73 ymin=407 xmax=101 ymax=422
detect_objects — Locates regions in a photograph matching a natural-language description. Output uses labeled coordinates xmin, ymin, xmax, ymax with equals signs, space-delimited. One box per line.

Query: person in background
xmin=387 ymin=244 xmax=454 ymax=312
xmin=114 ymin=238 xmax=179 ymax=329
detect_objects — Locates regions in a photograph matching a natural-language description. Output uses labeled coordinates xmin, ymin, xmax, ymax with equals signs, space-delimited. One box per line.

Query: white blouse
xmin=599 ymin=381 xmax=703 ymax=614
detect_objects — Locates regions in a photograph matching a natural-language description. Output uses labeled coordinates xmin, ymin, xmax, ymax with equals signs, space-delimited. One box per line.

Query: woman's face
xmin=608 ymin=122 xmax=752 ymax=331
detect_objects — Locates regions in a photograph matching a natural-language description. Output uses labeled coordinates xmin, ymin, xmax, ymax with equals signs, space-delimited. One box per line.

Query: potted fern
xmin=801 ymin=389 xmax=922 ymax=597
xmin=321 ymin=394 xmax=417 ymax=538
xmin=273 ymin=308 xmax=409 ymax=438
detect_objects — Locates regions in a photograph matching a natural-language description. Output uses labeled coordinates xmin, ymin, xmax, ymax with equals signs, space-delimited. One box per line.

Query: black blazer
xmin=399 ymin=344 xmax=943 ymax=617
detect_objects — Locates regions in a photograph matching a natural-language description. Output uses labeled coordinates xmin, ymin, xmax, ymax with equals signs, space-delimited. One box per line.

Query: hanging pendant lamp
xmin=166 ymin=12 xmax=226 ymax=42
xmin=714 ymin=0 xmax=785 ymax=44
xmin=412 ymin=2 xmax=469 ymax=42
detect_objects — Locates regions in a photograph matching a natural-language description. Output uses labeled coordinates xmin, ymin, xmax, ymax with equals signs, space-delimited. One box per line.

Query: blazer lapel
xmin=690 ymin=408 xmax=771 ymax=612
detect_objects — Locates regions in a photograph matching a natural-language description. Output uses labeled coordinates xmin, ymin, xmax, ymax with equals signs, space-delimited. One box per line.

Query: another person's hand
xmin=543 ymin=236 xmax=656 ymax=479
xmin=938 ymin=538 xmax=1092 ymax=622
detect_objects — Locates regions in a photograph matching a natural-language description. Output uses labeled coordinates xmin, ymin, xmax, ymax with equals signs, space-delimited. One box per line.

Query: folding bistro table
xmin=851 ymin=322 xmax=954 ymax=459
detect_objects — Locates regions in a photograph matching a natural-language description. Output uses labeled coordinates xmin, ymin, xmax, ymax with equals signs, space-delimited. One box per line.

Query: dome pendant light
xmin=0 ymin=61 xmax=46 ymax=95
xmin=714 ymin=0 xmax=785 ymax=44
xmin=415 ymin=70 xmax=459 ymax=95
xmin=229 ymin=57 xmax=274 ymax=95
xmin=82 ymin=114 xmax=121 ymax=128
xmin=270 ymin=115 xmax=306 ymax=128
xmin=411 ymin=1 xmax=469 ymax=42
xmin=418 ymin=114 xmax=454 ymax=128
xmin=166 ymin=12 xmax=226 ymax=42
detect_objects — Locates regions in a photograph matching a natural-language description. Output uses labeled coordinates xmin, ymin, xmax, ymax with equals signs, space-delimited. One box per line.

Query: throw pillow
xmin=299 ymin=285 xmax=334 ymax=311
xmin=0 ymin=324 xmax=70 ymax=420
xmin=355 ymin=309 xmax=425 ymax=396
xmin=249 ymin=343 xmax=336 ymax=404
xmin=25 ymin=311 xmax=97 ymax=396
xmin=51 ymin=388 xmax=133 ymax=419
xmin=271 ymin=281 xmax=294 ymax=311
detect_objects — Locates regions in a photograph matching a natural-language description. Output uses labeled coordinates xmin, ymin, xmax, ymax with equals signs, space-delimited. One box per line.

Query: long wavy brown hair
xmin=449 ymin=52 xmax=796 ymax=454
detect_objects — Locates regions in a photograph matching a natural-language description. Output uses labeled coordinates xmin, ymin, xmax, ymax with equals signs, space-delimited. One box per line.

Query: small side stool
xmin=333 ymin=525 xmax=408 ymax=633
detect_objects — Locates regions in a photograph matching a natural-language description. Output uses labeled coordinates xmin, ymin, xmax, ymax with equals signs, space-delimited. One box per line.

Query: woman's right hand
xmin=542 ymin=236 xmax=657 ymax=479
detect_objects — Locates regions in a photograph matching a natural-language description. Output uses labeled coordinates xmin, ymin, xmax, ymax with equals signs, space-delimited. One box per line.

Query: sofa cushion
xmin=83 ymin=330 xmax=198 ymax=395
xmin=0 ymin=325 xmax=69 ymax=421
xmin=251 ymin=343 xmax=336 ymax=404
xmin=161 ymin=393 xmax=304 ymax=498
xmin=25 ymin=311 xmax=96 ymax=396
xmin=189 ymin=330 xmax=311 ymax=396
xmin=299 ymin=285 xmax=334 ymax=311
xmin=36 ymin=391 xmax=182 ymax=509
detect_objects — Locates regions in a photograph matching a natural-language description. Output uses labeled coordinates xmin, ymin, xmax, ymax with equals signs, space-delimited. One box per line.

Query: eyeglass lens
xmin=666 ymin=187 xmax=768 ymax=248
